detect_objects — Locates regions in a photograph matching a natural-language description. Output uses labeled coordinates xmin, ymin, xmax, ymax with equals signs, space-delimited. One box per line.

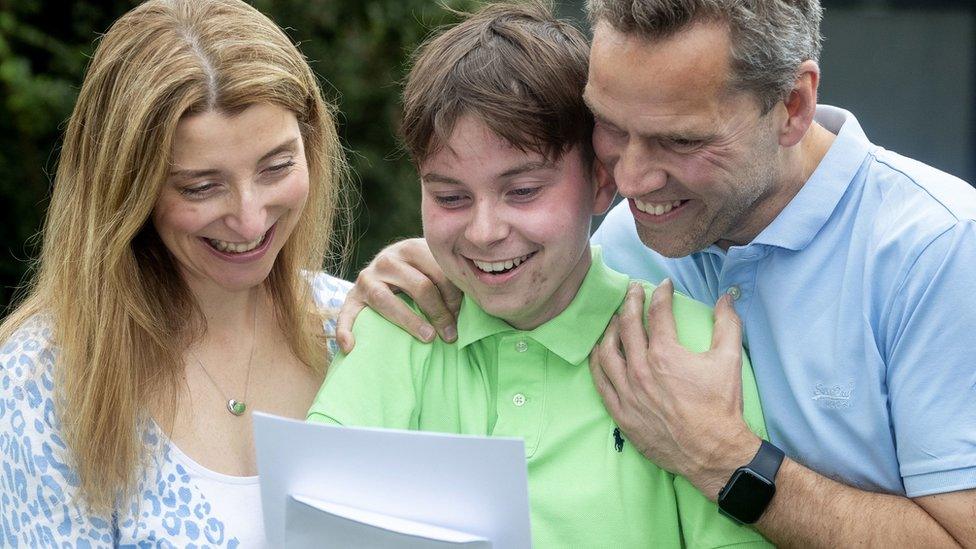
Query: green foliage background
xmin=0 ymin=0 xmax=479 ymax=309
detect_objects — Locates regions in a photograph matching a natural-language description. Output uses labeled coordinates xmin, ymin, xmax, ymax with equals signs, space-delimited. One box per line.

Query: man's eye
xmin=666 ymin=138 xmax=703 ymax=151
xmin=595 ymin=121 xmax=626 ymax=138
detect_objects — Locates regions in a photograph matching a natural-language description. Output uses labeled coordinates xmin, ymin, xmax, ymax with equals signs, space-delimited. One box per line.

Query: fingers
xmin=710 ymin=294 xmax=743 ymax=364
xmin=591 ymin=315 xmax=625 ymax=414
xmin=365 ymin=277 xmax=438 ymax=343
xmin=336 ymin=290 xmax=366 ymax=354
xmin=403 ymin=246 xmax=461 ymax=342
xmin=351 ymin=238 xmax=459 ymax=343
xmin=617 ymin=283 xmax=650 ymax=364
xmin=646 ymin=278 xmax=679 ymax=347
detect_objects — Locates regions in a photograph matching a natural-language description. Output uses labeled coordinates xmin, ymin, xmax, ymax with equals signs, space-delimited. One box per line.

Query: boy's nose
xmin=463 ymin=202 xmax=508 ymax=248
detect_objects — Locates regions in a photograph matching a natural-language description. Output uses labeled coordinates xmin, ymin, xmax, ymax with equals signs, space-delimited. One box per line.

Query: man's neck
xmin=716 ymin=121 xmax=837 ymax=250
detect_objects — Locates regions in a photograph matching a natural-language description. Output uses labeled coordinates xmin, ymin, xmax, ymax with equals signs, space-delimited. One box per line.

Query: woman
xmin=0 ymin=0 xmax=350 ymax=545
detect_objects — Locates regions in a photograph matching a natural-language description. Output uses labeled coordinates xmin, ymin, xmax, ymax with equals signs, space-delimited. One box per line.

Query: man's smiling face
xmin=584 ymin=20 xmax=786 ymax=256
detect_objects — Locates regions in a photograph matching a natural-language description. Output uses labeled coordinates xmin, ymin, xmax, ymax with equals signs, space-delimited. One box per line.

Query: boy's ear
xmin=592 ymin=157 xmax=617 ymax=215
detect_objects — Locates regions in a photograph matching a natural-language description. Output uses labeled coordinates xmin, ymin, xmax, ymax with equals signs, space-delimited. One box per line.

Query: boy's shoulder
xmin=623 ymin=280 xmax=717 ymax=353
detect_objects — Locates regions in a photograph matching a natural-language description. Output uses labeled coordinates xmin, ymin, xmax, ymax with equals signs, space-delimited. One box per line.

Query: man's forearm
xmin=756 ymin=459 xmax=959 ymax=548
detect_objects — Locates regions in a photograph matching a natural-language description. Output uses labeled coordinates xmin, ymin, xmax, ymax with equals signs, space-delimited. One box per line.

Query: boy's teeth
xmin=473 ymin=253 xmax=532 ymax=273
xmin=635 ymin=199 xmax=683 ymax=216
xmin=208 ymin=234 xmax=264 ymax=253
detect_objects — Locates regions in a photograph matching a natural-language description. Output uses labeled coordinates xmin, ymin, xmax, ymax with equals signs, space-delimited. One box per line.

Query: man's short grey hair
xmin=586 ymin=0 xmax=823 ymax=113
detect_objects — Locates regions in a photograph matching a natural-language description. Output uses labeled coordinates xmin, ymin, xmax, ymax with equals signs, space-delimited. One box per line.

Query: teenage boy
xmin=309 ymin=3 xmax=771 ymax=547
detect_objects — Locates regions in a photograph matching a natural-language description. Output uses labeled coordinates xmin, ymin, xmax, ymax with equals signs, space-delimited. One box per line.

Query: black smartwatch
xmin=717 ymin=440 xmax=785 ymax=524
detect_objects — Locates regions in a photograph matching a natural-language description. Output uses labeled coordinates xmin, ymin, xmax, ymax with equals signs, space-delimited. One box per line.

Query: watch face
xmin=719 ymin=469 xmax=776 ymax=524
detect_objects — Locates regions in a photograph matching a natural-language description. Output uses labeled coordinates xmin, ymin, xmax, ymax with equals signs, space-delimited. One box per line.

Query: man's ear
xmin=778 ymin=59 xmax=820 ymax=148
xmin=592 ymin=157 xmax=617 ymax=215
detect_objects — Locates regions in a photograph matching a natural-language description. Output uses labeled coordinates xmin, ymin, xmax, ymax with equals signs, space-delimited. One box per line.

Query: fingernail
xmin=443 ymin=326 xmax=457 ymax=342
xmin=661 ymin=277 xmax=673 ymax=289
xmin=420 ymin=324 xmax=435 ymax=342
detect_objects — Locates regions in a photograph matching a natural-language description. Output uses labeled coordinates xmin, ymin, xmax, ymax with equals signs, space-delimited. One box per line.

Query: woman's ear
xmin=592 ymin=157 xmax=617 ymax=215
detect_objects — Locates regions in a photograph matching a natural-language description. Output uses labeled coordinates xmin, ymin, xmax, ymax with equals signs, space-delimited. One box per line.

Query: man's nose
xmin=613 ymin=141 xmax=668 ymax=198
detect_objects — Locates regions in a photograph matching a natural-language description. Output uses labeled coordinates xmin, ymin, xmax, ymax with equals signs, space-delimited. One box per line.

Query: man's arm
xmin=590 ymin=281 xmax=972 ymax=547
xmin=336 ymin=238 xmax=461 ymax=353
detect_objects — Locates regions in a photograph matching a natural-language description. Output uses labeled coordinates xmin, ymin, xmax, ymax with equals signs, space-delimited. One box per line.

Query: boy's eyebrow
xmin=168 ymin=137 xmax=299 ymax=179
xmin=499 ymin=160 xmax=553 ymax=178
xmin=420 ymin=173 xmax=463 ymax=185
xmin=422 ymin=160 xmax=555 ymax=186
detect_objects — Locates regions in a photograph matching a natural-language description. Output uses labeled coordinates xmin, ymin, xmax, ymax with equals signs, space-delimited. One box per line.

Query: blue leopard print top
xmin=0 ymin=272 xmax=350 ymax=548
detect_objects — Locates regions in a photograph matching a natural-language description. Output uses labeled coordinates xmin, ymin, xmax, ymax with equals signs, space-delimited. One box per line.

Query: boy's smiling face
xmin=420 ymin=115 xmax=615 ymax=330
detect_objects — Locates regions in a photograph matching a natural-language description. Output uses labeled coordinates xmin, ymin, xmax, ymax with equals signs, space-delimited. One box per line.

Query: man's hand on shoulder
xmin=590 ymin=279 xmax=760 ymax=499
xmin=337 ymin=238 xmax=462 ymax=353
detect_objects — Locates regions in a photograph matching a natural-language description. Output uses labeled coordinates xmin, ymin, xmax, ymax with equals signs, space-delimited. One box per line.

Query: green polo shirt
xmin=309 ymin=248 xmax=772 ymax=548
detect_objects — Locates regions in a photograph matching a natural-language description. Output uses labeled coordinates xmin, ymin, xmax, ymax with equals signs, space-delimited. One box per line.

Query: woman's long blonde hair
xmin=0 ymin=0 xmax=349 ymax=513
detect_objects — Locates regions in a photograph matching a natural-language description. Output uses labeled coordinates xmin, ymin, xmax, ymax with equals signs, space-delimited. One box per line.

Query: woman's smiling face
xmin=152 ymin=103 xmax=309 ymax=294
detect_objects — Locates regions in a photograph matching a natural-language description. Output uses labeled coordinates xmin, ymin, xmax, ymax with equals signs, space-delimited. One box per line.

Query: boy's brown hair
xmin=401 ymin=0 xmax=593 ymax=166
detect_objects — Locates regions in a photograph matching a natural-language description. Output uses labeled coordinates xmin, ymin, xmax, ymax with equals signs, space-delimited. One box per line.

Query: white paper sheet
xmin=285 ymin=495 xmax=491 ymax=548
xmin=253 ymin=412 xmax=531 ymax=548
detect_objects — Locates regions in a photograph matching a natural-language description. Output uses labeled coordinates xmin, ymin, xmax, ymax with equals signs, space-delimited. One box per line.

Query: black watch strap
xmin=749 ymin=439 xmax=785 ymax=482
xmin=718 ymin=440 xmax=786 ymax=524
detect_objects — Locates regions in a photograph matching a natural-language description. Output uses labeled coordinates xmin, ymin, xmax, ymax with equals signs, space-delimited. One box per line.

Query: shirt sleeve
xmin=0 ymin=318 xmax=116 ymax=548
xmin=883 ymin=220 xmax=976 ymax=496
xmin=306 ymin=303 xmax=429 ymax=430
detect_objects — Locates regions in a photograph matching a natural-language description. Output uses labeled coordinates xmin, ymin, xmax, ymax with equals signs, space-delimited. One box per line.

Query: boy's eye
xmin=509 ymin=187 xmax=539 ymax=200
xmin=434 ymin=194 xmax=468 ymax=207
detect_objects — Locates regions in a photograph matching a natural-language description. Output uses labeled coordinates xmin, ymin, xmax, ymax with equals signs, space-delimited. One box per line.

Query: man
xmin=340 ymin=0 xmax=976 ymax=545
xmin=311 ymin=2 xmax=773 ymax=546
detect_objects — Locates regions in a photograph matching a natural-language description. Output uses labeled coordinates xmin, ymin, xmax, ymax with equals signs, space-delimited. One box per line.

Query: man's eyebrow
xmin=168 ymin=137 xmax=299 ymax=178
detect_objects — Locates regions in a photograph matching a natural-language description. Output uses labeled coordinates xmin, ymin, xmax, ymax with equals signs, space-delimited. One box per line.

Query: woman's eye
xmin=180 ymin=182 xmax=216 ymax=197
xmin=266 ymin=160 xmax=296 ymax=174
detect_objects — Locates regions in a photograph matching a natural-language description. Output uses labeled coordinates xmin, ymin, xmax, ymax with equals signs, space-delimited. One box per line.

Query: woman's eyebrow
xmin=168 ymin=138 xmax=300 ymax=179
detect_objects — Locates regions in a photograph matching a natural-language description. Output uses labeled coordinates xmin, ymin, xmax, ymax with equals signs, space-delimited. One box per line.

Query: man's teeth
xmin=635 ymin=199 xmax=683 ymax=216
xmin=208 ymin=234 xmax=264 ymax=253
xmin=473 ymin=253 xmax=533 ymax=273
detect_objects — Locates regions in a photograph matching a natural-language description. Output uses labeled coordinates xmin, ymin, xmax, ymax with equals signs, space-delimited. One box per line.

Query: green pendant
xmin=227 ymin=399 xmax=246 ymax=416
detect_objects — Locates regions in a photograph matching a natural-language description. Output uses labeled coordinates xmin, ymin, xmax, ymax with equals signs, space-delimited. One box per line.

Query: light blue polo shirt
xmin=591 ymin=105 xmax=976 ymax=498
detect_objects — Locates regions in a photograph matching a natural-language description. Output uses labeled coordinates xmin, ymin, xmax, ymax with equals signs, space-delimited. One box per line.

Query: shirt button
xmin=512 ymin=393 xmax=526 ymax=407
xmin=515 ymin=340 xmax=528 ymax=353
xmin=726 ymin=285 xmax=742 ymax=300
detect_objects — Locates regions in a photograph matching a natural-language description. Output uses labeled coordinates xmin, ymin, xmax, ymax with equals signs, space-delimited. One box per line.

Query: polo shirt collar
xmin=456 ymin=247 xmax=629 ymax=365
xmin=747 ymin=105 xmax=874 ymax=252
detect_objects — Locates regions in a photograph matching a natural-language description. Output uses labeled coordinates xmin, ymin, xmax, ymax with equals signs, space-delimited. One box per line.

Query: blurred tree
xmin=0 ymin=0 xmax=471 ymax=311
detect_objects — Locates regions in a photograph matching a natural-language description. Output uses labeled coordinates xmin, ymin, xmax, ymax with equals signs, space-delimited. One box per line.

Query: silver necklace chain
xmin=190 ymin=294 xmax=259 ymax=416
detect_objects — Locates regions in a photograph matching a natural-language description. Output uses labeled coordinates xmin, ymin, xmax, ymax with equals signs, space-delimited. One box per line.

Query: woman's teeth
xmin=635 ymin=199 xmax=683 ymax=216
xmin=208 ymin=234 xmax=265 ymax=253
xmin=473 ymin=253 xmax=533 ymax=274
